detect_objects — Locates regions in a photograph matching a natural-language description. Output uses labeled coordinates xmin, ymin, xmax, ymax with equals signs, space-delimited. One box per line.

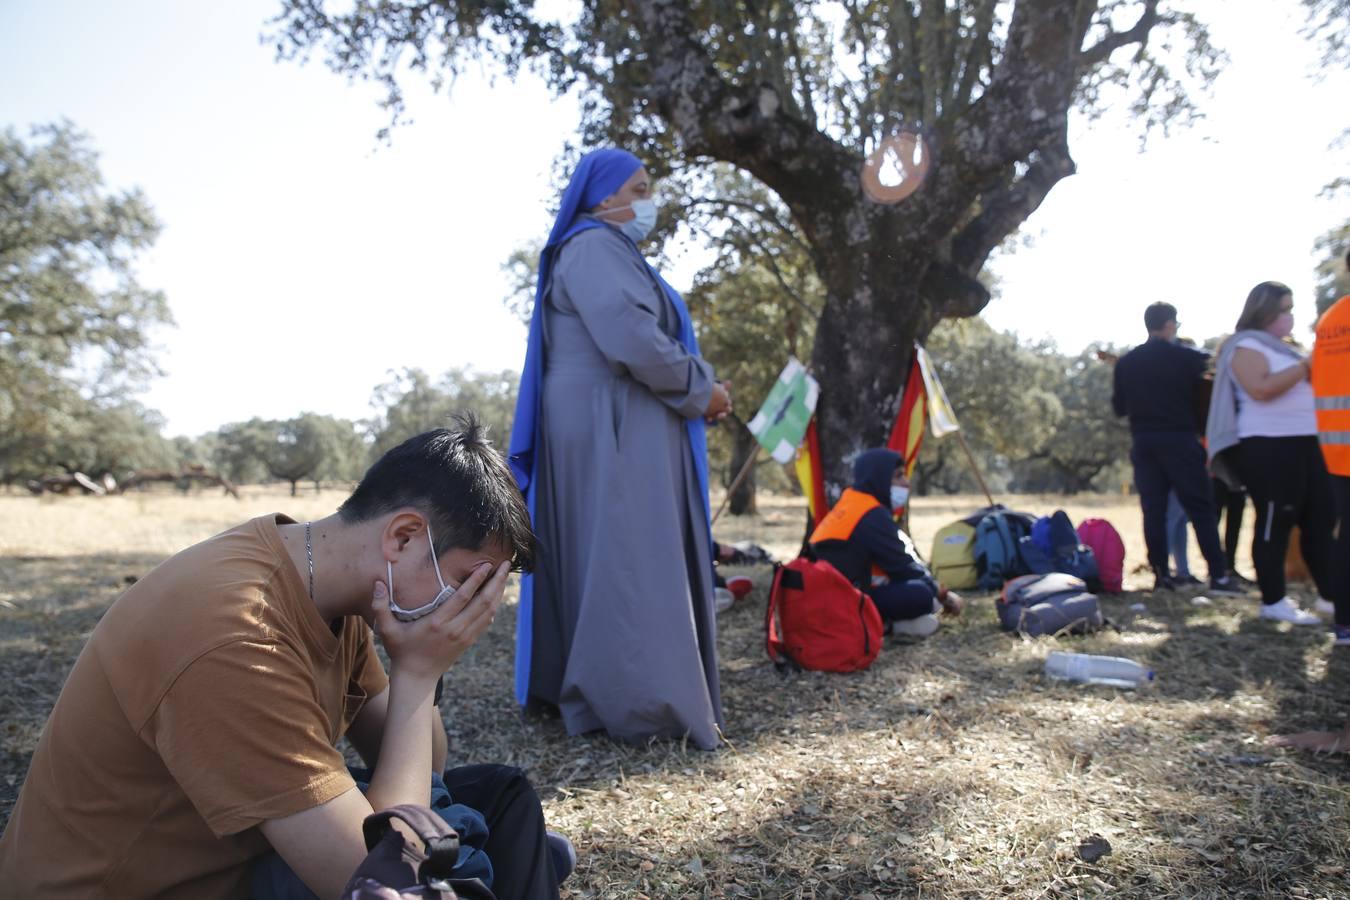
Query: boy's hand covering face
xmin=371 ymin=558 xmax=511 ymax=680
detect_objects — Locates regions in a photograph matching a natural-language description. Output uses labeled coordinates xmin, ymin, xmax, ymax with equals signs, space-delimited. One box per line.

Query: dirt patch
xmin=1 ymin=489 xmax=1346 ymax=897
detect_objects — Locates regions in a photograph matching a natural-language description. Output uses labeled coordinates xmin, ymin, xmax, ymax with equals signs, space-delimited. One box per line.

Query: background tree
xmin=368 ymin=367 xmax=519 ymax=456
xmin=270 ymin=0 xmax=1220 ymax=494
xmin=56 ymin=401 xmax=179 ymax=481
xmin=309 ymin=416 xmax=369 ymax=488
xmin=684 ymin=167 xmax=821 ymax=513
xmin=258 ymin=414 xmax=338 ymax=496
xmin=211 ymin=419 xmax=275 ymax=485
xmin=1012 ymin=345 xmax=1131 ymax=493
xmin=0 ymin=122 xmax=171 ymax=482
xmin=911 ymin=318 xmax=1061 ymax=493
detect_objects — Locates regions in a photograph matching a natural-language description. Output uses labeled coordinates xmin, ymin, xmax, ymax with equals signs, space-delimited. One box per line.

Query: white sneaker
xmin=1259 ymin=597 xmax=1322 ymax=626
xmin=714 ymin=587 xmax=734 ymax=613
xmin=1314 ymin=597 xmax=1335 ymax=617
xmin=890 ymin=614 xmax=940 ymax=637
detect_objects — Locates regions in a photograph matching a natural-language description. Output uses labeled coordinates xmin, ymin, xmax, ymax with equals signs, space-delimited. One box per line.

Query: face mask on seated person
xmin=890 ymin=484 xmax=910 ymax=510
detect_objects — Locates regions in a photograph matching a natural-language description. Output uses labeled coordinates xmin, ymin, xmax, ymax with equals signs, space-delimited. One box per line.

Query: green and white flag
xmin=747 ymin=358 xmax=820 ymax=464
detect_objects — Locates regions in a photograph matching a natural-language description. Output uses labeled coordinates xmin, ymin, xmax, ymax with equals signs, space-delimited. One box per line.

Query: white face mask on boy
xmin=890 ymin=484 xmax=910 ymax=509
xmin=386 ymin=522 xmax=457 ymax=622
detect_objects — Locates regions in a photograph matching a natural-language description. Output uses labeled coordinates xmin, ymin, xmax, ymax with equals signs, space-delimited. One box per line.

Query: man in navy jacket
xmin=1112 ymin=302 xmax=1242 ymax=595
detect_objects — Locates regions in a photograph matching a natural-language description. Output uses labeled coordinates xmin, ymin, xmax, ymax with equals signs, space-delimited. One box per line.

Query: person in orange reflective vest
xmin=1271 ymin=249 xmax=1350 ymax=755
xmin=809 ymin=448 xmax=963 ymax=638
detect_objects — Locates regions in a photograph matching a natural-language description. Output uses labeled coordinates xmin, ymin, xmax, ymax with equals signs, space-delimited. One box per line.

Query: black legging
xmin=1332 ymin=474 xmax=1350 ymax=628
xmin=1234 ymin=436 xmax=1335 ymax=605
xmin=1211 ymin=476 xmax=1246 ymax=571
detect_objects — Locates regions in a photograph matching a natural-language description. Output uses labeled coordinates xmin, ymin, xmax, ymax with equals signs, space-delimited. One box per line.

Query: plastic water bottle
xmin=1044 ymin=651 xmax=1154 ymax=689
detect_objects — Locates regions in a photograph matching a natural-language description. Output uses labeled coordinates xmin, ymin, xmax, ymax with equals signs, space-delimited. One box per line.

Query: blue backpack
xmin=1021 ymin=511 xmax=1102 ymax=592
xmin=974 ymin=510 xmax=1036 ymax=590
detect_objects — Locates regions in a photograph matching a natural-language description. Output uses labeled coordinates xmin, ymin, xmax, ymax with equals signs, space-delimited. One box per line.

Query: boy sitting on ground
xmin=0 ymin=419 xmax=570 ymax=899
xmin=809 ymin=448 xmax=963 ymax=637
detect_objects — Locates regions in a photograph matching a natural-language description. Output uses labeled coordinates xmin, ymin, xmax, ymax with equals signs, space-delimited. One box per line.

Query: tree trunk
xmin=289 ymin=479 xmax=299 ymax=497
xmin=809 ymin=245 xmax=940 ymax=502
xmin=727 ymin=419 xmax=758 ymax=516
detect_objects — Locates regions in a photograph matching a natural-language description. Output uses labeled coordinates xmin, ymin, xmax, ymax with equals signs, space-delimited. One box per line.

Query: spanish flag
xmin=794 ymin=418 xmax=829 ymax=528
xmin=886 ymin=349 xmax=928 ymax=478
xmin=795 ymin=345 xmax=932 ymax=524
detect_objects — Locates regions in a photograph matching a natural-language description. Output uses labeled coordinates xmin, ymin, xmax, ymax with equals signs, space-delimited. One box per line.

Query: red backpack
xmin=765 ymin=557 xmax=884 ymax=672
xmin=1077 ymin=518 xmax=1125 ymax=593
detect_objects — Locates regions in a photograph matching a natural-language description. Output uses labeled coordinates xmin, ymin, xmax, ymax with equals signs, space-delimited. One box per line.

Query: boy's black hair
xmin=1144 ymin=301 xmax=1178 ymax=333
xmin=338 ymin=415 xmax=535 ymax=572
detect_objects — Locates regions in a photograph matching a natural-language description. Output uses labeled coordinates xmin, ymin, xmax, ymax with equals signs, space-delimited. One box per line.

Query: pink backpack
xmin=1076 ymin=518 xmax=1125 ymax=593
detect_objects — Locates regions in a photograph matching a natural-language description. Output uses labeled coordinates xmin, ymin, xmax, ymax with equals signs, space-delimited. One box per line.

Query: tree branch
xmin=1079 ymin=0 xmax=1161 ymax=69
xmin=683 ymin=196 xmax=814 ymax=257
xmin=951 ymin=136 xmax=1076 ymax=273
xmin=709 ymin=231 xmax=822 ymax=321
xmin=627 ymin=0 xmax=856 ymax=226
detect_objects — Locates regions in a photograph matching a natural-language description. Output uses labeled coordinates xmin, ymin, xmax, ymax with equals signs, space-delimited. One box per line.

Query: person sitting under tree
xmin=809 ymin=448 xmax=963 ymax=637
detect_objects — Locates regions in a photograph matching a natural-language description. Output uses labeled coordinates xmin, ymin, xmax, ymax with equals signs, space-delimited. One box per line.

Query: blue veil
xmin=507 ymin=148 xmax=712 ymax=706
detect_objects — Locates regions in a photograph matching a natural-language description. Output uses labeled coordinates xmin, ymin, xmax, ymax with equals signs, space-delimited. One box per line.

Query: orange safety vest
xmin=810 ymin=488 xmax=882 ymax=544
xmin=1313 ymin=294 xmax=1350 ymax=476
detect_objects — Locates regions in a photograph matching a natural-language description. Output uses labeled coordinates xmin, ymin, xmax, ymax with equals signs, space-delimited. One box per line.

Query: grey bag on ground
xmin=997 ymin=573 xmax=1104 ymax=637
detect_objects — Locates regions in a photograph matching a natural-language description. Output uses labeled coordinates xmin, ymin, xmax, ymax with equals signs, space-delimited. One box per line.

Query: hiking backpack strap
xmin=765 ymin=563 xmax=787 ymax=665
xmin=361 ymin=805 xmax=461 ymax=880
xmin=764 ymin=562 xmax=805 ymax=671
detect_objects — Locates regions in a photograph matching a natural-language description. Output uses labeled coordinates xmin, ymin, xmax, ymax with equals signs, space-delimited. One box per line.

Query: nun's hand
xmin=705 ymin=381 xmax=732 ymax=422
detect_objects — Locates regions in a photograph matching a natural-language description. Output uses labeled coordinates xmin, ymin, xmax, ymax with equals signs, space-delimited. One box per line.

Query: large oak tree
xmin=271 ymin=0 xmax=1219 ymax=494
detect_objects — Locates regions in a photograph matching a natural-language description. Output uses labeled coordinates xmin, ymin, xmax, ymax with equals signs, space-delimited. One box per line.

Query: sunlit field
xmin=2 ymin=486 xmax=1346 ymax=898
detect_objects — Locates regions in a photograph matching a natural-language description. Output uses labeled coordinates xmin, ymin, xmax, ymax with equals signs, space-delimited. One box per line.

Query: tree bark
xmin=727 ymin=418 xmax=758 ymax=516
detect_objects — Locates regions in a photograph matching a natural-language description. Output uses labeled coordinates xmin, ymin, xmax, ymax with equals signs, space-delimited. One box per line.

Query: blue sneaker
xmin=1332 ymin=624 xmax=1350 ymax=647
xmin=547 ymin=831 xmax=576 ymax=883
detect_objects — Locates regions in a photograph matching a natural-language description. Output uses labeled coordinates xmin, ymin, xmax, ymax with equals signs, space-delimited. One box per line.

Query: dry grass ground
xmin=1 ymin=486 xmax=1347 ymax=898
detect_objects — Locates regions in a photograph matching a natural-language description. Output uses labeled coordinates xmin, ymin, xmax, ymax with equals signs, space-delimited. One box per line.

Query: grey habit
xmin=528 ymin=217 xmax=725 ymax=750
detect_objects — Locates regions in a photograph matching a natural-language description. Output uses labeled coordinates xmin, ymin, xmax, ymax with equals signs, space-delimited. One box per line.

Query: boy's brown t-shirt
xmin=0 ymin=515 xmax=389 ymax=898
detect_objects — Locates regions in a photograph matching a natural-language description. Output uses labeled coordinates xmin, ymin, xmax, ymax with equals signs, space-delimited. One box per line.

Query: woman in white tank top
xmin=1223 ymin=281 xmax=1334 ymax=626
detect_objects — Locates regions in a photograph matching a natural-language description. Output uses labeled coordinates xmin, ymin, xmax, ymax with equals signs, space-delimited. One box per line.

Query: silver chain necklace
xmin=304 ymin=521 xmax=315 ymax=601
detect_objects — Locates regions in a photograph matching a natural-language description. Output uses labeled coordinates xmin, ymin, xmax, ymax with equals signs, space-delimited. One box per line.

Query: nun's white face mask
xmin=607 ymin=197 xmax=659 ymax=242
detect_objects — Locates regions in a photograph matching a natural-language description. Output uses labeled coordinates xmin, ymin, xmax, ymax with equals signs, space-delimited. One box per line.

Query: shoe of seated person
xmin=889 ymin=614 xmax=940 ymax=638
xmin=726 ymin=576 xmax=754 ymax=600
xmin=547 ymin=831 xmax=576 ymax=884
xmin=1259 ymin=596 xmax=1321 ymax=626
xmin=1314 ymin=597 xmax=1335 ymax=617
xmin=1333 ymin=624 xmax=1350 ymax=647
xmin=714 ymin=587 xmax=734 ymax=613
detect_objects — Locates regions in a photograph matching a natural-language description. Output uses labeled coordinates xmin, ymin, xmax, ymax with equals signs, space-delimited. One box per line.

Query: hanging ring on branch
xmin=861 ymin=130 xmax=932 ymax=204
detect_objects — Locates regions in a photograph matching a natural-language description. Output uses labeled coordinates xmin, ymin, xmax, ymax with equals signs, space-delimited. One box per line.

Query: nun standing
xmin=509 ymin=149 xmax=731 ymax=750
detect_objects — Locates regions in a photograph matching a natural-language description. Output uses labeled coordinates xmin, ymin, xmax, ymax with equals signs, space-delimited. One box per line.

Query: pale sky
xmin=2 ymin=1 xmax=1346 ymax=438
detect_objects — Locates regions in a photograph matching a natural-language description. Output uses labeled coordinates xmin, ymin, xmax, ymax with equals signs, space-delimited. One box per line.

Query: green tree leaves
xmin=0 ymin=122 xmax=173 ymax=482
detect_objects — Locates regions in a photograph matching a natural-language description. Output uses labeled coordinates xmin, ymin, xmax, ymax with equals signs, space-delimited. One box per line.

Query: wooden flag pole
xmin=712 ymin=451 xmax=765 ymax=525
xmin=953 ymin=429 xmax=995 ymax=507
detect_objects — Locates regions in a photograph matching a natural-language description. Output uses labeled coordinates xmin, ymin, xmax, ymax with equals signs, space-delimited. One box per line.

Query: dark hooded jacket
xmin=810 ymin=448 xmax=935 ymax=589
